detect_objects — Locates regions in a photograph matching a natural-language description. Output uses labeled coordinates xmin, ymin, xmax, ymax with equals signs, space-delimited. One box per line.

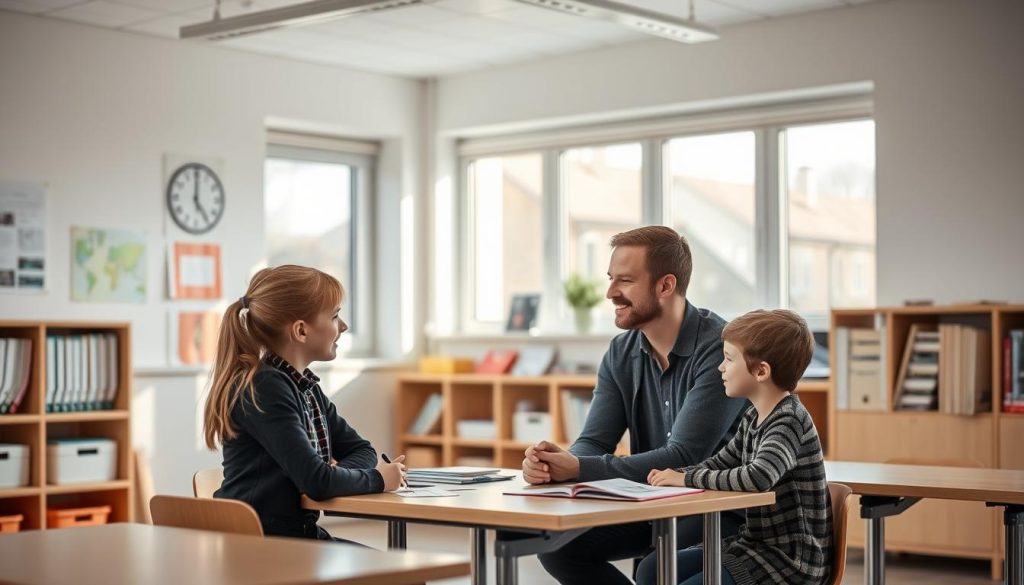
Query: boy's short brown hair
xmin=722 ymin=309 xmax=814 ymax=391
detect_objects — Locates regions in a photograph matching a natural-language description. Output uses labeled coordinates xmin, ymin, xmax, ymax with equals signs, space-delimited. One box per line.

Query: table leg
xmin=1005 ymin=505 xmax=1023 ymax=585
xmin=653 ymin=517 xmax=678 ymax=585
xmin=471 ymin=527 xmax=487 ymax=585
xmin=496 ymin=550 xmax=517 ymax=585
xmin=859 ymin=495 xmax=919 ymax=585
xmin=703 ymin=512 xmax=721 ymax=585
xmin=387 ymin=519 xmax=407 ymax=550
xmin=865 ymin=516 xmax=885 ymax=585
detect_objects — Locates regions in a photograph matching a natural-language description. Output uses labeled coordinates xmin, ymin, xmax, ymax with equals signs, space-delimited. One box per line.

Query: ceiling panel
xmin=1 ymin=0 xmax=880 ymax=78
xmin=48 ymin=1 xmax=163 ymax=27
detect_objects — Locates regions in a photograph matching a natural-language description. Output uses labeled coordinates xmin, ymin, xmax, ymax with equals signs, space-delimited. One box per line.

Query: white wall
xmin=0 ymin=12 xmax=423 ymax=495
xmin=434 ymin=0 xmax=1024 ymax=310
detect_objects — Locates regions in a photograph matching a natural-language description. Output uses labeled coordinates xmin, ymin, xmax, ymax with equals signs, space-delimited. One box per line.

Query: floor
xmin=324 ymin=518 xmax=998 ymax=584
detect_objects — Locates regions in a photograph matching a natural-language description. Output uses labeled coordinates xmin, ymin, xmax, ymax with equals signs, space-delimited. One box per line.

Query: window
xmin=264 ymin=140 xmax=375 ymax=353
xmin=666 ymin=131 xmax=757 ymax=316
xmin=563 ymin=143 xmax=643 ymax=322
xmin=456 ymin=99 xmax=875 ymax=333
xmin=466 ymin=153 xmax=544 ymax=323
xmin=781 ymin=119 xmax=876 ymax=314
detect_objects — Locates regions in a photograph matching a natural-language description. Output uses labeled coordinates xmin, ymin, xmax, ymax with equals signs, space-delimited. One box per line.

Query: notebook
xmin=504 ymin=478 xmax=703 ymax=502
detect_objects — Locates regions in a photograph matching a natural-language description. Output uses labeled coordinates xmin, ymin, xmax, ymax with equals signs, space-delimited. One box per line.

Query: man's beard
xmin=611 ymin=290 xmax=662 ymax=330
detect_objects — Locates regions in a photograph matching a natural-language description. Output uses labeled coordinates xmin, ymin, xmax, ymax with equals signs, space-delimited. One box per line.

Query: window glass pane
xmin=563 ymin=143 xmax=643 ymax=322
xmin=468 ymin=153 xmax=544 ymax=322
xmin=783 ymin=119 xmax=876 ymax=312
xmin=666 ymin=131 xmax=757 ymax=316
xmin=264 ymin=157 xmax=354 ymax=323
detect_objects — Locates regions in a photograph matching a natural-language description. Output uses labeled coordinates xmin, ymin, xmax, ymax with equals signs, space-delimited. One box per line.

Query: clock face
xmin=167 ymin=163 xmax=225 ymax=234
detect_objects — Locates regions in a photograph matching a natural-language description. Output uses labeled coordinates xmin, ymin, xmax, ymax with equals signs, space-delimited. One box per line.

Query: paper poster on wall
xmin=71 ymin=227 xmax=147 ymax=303
xmin=168 ymin=241 xmax=222 ymax=300
xmin=0 ymin=181 xmax=46 ymax=292
xmin=168 ymin=308 xmax=222 ymax=366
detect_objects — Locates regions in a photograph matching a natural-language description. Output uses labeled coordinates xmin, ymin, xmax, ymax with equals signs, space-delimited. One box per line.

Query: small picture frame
xmin=506 ymin=293 xmax=540 ymax=332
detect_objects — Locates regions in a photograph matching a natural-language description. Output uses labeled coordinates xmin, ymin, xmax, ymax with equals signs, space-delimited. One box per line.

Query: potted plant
xmin=564 ymin=273 xmax=603 ymax=334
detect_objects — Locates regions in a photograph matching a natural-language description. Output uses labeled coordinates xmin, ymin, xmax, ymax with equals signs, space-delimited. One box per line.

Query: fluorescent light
xmin=180 ymin=0 xmax=436 ymax=41
xmin=513 ymin=0 xmax=718 ymax=43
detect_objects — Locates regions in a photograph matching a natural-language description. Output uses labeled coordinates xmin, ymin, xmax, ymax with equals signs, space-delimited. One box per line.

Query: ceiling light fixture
xmin=179 ymin=0 xmax=437 ymax=41
xmin=512 ymin=0 xmax=718 ymax=43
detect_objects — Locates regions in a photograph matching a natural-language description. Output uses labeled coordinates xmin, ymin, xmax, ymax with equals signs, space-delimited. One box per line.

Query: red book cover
xmin=476 ymin=350 xmax=519 ymax=374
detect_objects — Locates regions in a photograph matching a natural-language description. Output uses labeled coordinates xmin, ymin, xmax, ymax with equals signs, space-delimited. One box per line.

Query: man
xmin=523 ymin=226 xmax=748 ymax=585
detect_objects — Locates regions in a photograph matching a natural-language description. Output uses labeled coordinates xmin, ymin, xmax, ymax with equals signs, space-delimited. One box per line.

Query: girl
xmin=203 ymin=265 xmax=405 ymax=540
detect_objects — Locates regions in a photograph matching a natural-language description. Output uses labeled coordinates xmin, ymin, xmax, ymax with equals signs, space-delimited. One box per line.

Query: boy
xmin=638 ymin=309 xmax=832 ymax=585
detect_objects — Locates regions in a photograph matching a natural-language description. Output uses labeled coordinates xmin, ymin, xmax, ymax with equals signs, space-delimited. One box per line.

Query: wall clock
xmin=166 ymin=162 xmax=225 ymax=234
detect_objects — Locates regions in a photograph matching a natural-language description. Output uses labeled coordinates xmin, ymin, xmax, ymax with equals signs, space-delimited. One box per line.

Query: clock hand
xmin=195 ymin=199 xmax=210 ymax=224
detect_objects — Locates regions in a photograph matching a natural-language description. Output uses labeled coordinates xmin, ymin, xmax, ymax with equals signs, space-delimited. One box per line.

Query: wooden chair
xmin=193 ymin=468 xmax=224 ymax=498
xmin=828 ymin=481 xmax=854 ymax=585
xmin=150 ymin=494 xmax=263 ymax=536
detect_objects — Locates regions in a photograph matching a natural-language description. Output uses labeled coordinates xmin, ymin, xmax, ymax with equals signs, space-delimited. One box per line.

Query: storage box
xmin=0 ymin=444 xmax=30 ymax=489
xmin=0 ymin=514 xmax=24 ymax=533
xmin=513 ymin=411 xmax=552 ymax=444
xmin=419 ymin=356 xmax=475 ymax=374
xmin=46 ymin=438 xmax=117 ymax=485
xmin=456 ymin=419 xmax=496 ymax=439
xmin=47 ymin=505 xmax=111 ymax=529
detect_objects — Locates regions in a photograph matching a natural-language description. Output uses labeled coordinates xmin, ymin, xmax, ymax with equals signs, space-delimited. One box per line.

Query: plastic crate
xmin=46 ymin=505 xmax=111 ymax=529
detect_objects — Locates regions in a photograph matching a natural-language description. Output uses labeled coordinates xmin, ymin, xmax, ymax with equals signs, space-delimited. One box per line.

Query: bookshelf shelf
xmin=0 ymin=320 xmax=134 ymax=533
xmin=46 ymin=410 xmax=130 ymax=423
xmin=831 ymin=304 xmax=1024 ymax=579
xmin=45 ymin=480 xmax=131 ymax=495
xmin=450 ymin=438 xmax=495 ymax=448
xmin=0 ymin=487 xmax=41 ymax=499
xmin=400 ymin=434 xmax=444 ymax=445
xmin=0 ymin=415 xmax=40 ymax=425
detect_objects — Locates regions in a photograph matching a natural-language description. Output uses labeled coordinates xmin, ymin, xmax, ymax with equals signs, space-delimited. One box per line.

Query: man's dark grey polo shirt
xmin=571 ymin=302 xmax=748 ymax=482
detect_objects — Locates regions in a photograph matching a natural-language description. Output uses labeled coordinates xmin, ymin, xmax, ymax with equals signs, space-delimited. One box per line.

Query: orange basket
xmin=46 ymin=505 xmax=111 ymax=529
xmin=0 ymin=514 xmax=24 ymax=533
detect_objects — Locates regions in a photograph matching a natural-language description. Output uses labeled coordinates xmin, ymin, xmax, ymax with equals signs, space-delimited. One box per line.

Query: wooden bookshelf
xmin=395 ymin=373 xmax=832 ymax=469
xmin=0 ymin=321 xmax=133 ymax=532
xmin=830 ymin=304 xmax=1024 ymax=580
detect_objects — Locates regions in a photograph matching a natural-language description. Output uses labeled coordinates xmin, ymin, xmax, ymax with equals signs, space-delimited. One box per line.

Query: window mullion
xmin=757 ymin=126 xmax=783 ymax=309
xmin=540 ymin=150 xmax=564 ymax=331
xmin=642 ymin=138 xmax=664 ymax=225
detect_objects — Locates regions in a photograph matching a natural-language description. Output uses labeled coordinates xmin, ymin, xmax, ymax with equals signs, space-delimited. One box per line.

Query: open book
xmin=504 ymin=478 xmax=703 ymax=502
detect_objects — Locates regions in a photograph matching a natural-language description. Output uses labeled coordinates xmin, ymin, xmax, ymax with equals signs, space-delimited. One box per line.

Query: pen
xmin=381 ymin=453 xmax=392 ymax=463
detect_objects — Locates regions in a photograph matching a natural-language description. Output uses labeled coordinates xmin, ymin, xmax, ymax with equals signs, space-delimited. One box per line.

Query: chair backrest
xmin=150 ymin=494 xmax=263 ymax=536
xmin=193 ymin=468 xmax=224 ymax=498
xmin=828 ymin=482 xmax=854 ymax=585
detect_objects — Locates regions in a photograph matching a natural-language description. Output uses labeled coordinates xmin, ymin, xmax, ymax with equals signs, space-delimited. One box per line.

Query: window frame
xmin=264 ymin=141 xmax=377 ymax=356
xmin=455 ymin=97 xmax=874 ymax=335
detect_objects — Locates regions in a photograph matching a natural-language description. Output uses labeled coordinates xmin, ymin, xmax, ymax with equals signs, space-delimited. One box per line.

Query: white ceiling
xmin=0 ymin=0 xmax=878 ymax=77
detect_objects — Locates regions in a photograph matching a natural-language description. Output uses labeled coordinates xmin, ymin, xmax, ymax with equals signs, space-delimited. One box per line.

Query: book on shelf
xmin=561 ymin=389 xmax=593 ymax=442
xmin=44 ymin=332 xmax=119 ymax=412
xmin=1005 ymin=330 xmax=1024 ymax=413
xmin=510 ymin=345 xmax=557 ymax=376
xmin=407 ymin=393 xmax=443 ymax=435
xmin=835 ymin=327 xmax=886 ymax=411
xmin=475 ymin=350 xmax=519 ymax=374
xmin=504 ymin=478 xmax=703 ymax=502
xmin=937 ymin=324 xmax=991 ymax=415
xmin=0 ymin=338 xmax=32 ymax=414
xmin=894 ymin=325 xmax=940 ymax=411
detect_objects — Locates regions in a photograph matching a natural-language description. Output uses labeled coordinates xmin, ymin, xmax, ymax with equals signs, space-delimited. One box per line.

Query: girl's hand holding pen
xmin=377 ymin=453 xmax=407 ymax=491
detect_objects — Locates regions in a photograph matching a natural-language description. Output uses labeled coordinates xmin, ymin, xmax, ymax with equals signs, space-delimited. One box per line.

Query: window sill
xmin=429 ymin=332 xmax=617 ymax=344
xmin=134 ymin=359 xmax=414 ymax=378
